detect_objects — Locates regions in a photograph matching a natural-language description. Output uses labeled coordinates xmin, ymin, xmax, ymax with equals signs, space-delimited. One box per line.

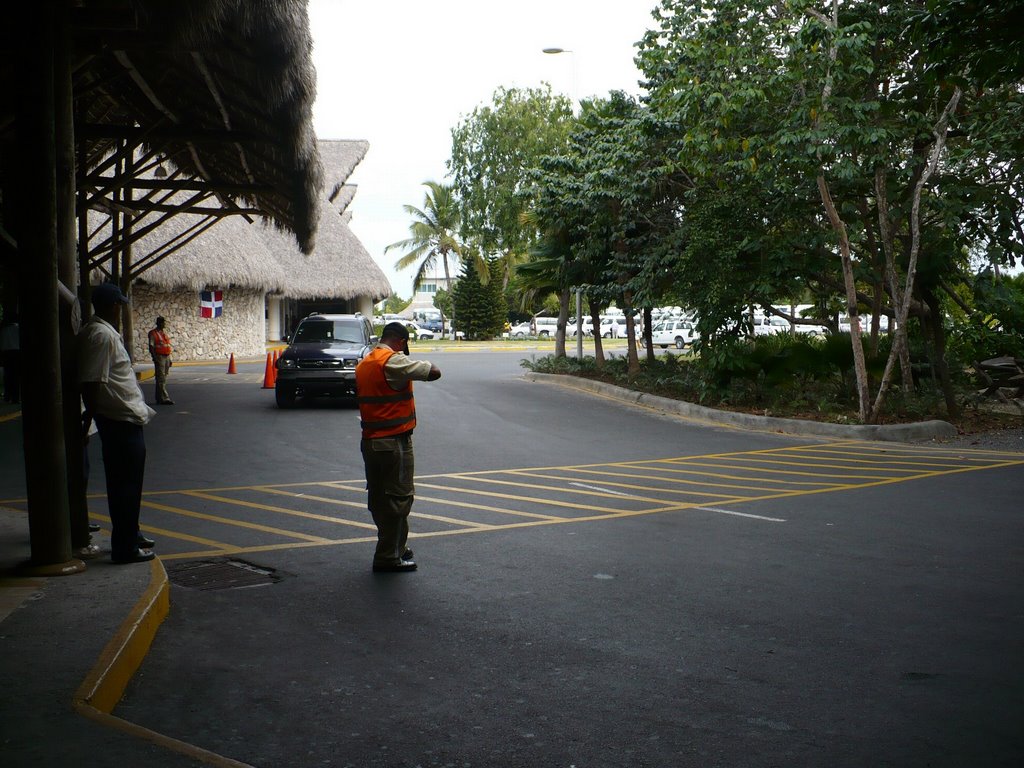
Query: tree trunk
xmin=869 ymin=86 xmax=962 ymax=422
xmin=442 ymin=250 xmax=454 ymax=339
xmin=818 ymin=174 xmax=872 ymax=422
xmin=623 ymin=288 xmax=640 ymax=378
xmin=590 ymin=303 xmax=605 ymax=369
xmin=643 ymin=307 xmax=655 ymax=364
xmin=554 ymin=288 xmax=569 ymax=358
xmin=922 ymin=286 xmax=960 ymax=418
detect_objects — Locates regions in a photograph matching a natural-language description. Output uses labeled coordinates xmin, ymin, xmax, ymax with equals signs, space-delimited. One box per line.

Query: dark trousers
xmin=361 ymin=432 xmax=414 ymax=565
xmin=95 ymin=416 xmax=146 ymax=558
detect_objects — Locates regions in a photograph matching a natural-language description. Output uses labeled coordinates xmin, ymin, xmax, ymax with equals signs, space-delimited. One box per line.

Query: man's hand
xmin=427 ymin=364 xmax=441 ymax=381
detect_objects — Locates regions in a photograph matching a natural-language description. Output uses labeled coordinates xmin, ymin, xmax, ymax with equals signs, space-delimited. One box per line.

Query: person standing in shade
xmin=78 ymin=282 xmax=157 ymax=564
xmin=355 ymin=322 xmax=441 ymax=573
xmin=147 ymin=315 xmax=173 ymax=405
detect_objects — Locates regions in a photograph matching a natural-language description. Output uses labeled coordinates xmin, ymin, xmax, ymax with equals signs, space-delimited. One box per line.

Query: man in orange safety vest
xmin=355 ymin=321 xmax=441 ymax=573
xmin=147 ymin=316 xmax=174 ymax=405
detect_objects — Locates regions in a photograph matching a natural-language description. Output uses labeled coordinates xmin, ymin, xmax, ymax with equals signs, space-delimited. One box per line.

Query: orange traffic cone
xmin=262 ymin=352 xmax=275 ymax=389
xmin=227 ymin=353 xmax=237 ymax=374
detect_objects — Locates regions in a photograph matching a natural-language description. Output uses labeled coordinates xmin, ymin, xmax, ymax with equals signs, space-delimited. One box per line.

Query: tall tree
xmin=453 ymin=257 xmax=507 ymax=341
xmin=386 ymin=181 xmax=465 ymax=336
xmin=448 ymin=85 xmax=575 ymax=291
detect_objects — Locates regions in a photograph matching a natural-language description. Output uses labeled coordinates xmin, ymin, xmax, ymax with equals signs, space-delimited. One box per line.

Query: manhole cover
xmin=166 ymin=558 xmax=285 ymax=591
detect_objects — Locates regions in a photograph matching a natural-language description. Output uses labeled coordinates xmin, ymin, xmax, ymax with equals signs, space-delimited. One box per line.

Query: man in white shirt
xmin=78 ymin=283 xmax=157 ymax=564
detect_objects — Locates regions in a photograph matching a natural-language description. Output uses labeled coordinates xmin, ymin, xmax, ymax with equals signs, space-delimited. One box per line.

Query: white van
xmin=533 ymin=317 xmax=559 ymax=337
xmin=649 ymin=319 xmax=696 ymax=349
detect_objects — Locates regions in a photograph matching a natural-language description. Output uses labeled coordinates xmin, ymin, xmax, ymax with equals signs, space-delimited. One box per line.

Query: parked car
xmin=509 ymin=321 xmax=532 ymax=339
xmin=568 ymin=317 xmax=593 ymax=337
xmin=274 ymin=313 xmax=375 ymax=408
xmin=649 ymin=319 xmax=697 ymax=349
xmin=599 ymin=316 xmax=628 ymax=338
xmin=533 ymin=317 xmax=559 ymax=337
xmin=403 ymin=322 xmax=435 ymax=340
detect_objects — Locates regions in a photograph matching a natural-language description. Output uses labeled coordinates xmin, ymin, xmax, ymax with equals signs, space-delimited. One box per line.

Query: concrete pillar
xmin=267 ymin=294 xmax=283 ymax=341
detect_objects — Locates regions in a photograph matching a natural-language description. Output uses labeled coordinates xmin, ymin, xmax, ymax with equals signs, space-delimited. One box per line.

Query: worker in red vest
xmin=147 ymin=316 xmax=174 ymax=405
xmin=355 ymin=322 xmax=441 ymax=573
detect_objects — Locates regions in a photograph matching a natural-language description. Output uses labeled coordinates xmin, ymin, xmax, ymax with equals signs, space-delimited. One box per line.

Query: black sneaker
xmin=372 ymin=560 xmax=417 ymax=573
xmin=401 ymin=548 xmax=414 ymax=561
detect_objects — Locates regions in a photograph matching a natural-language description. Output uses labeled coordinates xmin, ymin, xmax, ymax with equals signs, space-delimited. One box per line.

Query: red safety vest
xmin=148 ymin=328 xmax=172 ymax=356
xmin=355 ymin=347 xmax=416 ymax=439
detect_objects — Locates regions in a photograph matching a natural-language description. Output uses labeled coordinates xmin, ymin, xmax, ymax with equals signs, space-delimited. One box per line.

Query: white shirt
xmin=77 ymin=316 xmax=155 ymax=425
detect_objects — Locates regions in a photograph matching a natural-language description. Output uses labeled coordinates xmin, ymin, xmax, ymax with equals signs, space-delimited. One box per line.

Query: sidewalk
xmin=0 ymin=507 xmax=244 ymax=767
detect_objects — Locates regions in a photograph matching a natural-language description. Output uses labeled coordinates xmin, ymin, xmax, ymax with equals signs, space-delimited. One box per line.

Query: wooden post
xmin=15 ymin=2 xmax=84 ymax=574
xmin=54 ymin=3 xmax=93 ymax=554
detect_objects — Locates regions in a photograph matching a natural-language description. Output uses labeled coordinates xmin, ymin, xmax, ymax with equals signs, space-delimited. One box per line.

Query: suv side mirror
xmin=369 ymin=335 xmax=378 ymax=344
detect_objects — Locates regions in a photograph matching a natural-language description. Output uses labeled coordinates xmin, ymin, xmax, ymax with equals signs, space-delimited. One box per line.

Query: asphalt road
xmin=8 ymin=350 xmax=1024 ymax=767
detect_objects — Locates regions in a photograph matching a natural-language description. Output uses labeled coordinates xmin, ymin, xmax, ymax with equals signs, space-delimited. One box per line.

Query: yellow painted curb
xmin=75 ymin=558 xmax=170 ymax=713
xmin=73 ymin=558 xmax=256 ymax=767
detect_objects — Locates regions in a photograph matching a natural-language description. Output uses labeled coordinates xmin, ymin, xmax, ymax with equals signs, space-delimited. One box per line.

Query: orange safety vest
xmin=355 ymin=347 xmax=416 ymax=439
xmin=148 ymin=328 xmax=172 ymax=356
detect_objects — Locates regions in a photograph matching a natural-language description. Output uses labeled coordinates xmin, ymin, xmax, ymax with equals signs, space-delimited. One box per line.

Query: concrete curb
xmin=523 ymin=372 xmax=959 ymax=442
xmin=74 ymin=558 xmax=170 ymax=714
xmin=71 ymin=557 xmax=256 ymax=767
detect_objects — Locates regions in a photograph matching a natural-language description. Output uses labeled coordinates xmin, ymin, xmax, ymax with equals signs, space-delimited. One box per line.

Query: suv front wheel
xmin=275 ymin=383 xmax=297 ymax=408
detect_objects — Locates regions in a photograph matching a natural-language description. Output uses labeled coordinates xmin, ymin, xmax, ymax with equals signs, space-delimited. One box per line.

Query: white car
xmin=599 ymin=316 xmax=627 ymax=338
xmin=509 ymin=321 xmax=532 ymax=339
xmin=649 ymin=319 xmax=696 ymax=349
xmin=403 ymin=322 xmax=435 ymax=340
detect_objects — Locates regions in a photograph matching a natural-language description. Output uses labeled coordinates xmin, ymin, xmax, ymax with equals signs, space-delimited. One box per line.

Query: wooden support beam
xmin=15 ymin=2 xmax=83 ymax=574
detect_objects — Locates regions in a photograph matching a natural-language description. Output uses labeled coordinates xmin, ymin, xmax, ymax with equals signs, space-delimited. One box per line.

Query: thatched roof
xmin=88 ymin=203 xmax=287 ymax=292
xmin=0 ymin=0 xmax=322 ymax=253
xmin=332 ymin=185 xmax=359 ymax=215
xmin=260 ymin=139 xmax=391 ymax=301
xmin=84 ymin=136 xmax=386 ymax=298
xmin=321 ymin=140 xmax=369 ymax=204
xmin=263 ymin=199 xmax=392 ymax=301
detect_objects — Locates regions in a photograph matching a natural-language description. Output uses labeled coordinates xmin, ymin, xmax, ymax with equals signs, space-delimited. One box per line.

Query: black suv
xmin=275 ymin=314 xmax=376 ymax=407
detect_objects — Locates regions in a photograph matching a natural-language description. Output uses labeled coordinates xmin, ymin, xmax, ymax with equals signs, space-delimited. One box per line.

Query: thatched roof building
xmin=263 ymin=139 xmax=392 ymax=308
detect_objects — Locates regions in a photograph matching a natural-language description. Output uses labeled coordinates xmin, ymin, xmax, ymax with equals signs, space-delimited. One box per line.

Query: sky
xmin=308 ymin=0 xmax=660 ymax=299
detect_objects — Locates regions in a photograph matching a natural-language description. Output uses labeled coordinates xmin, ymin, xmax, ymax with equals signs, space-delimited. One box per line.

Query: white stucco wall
xmin=130 ymin=285 xmax=266 ymax=362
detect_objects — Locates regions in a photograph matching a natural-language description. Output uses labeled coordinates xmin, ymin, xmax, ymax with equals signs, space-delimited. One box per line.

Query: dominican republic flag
xmin=200 ymin=290 xmax=223 ymax=318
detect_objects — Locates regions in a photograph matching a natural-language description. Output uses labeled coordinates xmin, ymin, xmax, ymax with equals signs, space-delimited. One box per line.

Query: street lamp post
xmin=543 ymin=47 xmax=584 ymax=360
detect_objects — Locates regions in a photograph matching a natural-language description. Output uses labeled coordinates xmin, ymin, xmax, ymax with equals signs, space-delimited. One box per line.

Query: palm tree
xmin=385 ymin=181 xmax=464 ymax=336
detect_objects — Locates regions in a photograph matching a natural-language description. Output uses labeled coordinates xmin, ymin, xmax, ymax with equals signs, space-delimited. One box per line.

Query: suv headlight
xmin=277 ymin=358 xmax=297 ymax=369
xmin=342 ymin=359 xmax=357 ymax=370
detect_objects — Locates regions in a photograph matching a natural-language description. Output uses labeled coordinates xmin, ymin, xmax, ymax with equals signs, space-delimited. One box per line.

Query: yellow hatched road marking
xmin=137 ymin=439 xmax=1022 ymax=560
xmin=628 ymin=464 xmax=841 ymax=487
xmin=447 ymin=473 xmax=680 ymax=504
xmin=416 ymin=481 xmax=629 ymax=515
xmin=182 ymin=491 xmax=376 ymax=531
xmin=768 ymin=448 xmax=994 ymax=469
xmin=689 ymin=454 xmax=930 ymax=475
xmin=552 ymin=465 xmax=829 ymax=493
xmin=505 ymin=469 xmax=757 ymax=500
xmin=321 ymin=480 xmax=559 ymax=523
xmin=662 ymin=458 xmax=897 ymax=481
xmin=142 ymin=500 xmax=332 ymax=542
xmin=255 ymin=486 xmax=367 ymax=511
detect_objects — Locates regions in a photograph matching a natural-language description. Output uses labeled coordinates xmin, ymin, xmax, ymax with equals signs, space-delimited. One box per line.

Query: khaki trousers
xmin=153 ymin=354 xmax=171 ymax=403
xmin=361 ymin=432 xmax=414 ymax=565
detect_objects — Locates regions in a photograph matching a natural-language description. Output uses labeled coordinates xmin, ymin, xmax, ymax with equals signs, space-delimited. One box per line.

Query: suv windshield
xmin=293 ymin=320 xmax=365 ymax=344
